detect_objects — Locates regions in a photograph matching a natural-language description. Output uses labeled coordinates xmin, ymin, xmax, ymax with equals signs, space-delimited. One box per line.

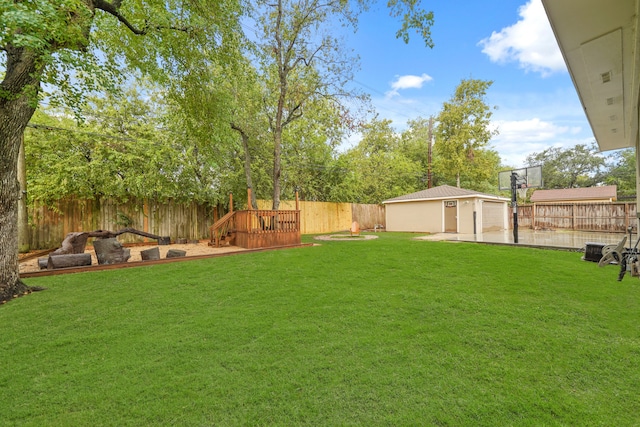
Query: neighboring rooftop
xmin=530 ymin=185 xmax=617 ymax=203
xmin=383 ymin=185 xmax=508 ymax=204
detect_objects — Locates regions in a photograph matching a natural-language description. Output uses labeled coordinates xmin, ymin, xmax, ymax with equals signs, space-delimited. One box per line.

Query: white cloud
xmin=478 ymin=0 xmax=565 ymax=76
xmin=386 ymin=73 xmax=433 ymax=98
xmin=496 ymin=118 xmax=569 ymax=142
xmin=491 ymin=118 xmax=593 ymax=166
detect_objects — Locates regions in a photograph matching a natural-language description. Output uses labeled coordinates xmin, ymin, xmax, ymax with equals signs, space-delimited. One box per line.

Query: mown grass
xmin=3 ymin=233 xmax=640 ymax=426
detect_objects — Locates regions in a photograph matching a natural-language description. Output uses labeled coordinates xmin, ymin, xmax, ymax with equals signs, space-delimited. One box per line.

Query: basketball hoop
xmin=517 ymin=184 xmax=528 ymax=201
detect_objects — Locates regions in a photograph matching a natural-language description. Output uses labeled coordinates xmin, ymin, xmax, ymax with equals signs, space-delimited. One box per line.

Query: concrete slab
xmin=415 ymin=229 xmax=630 ymax=251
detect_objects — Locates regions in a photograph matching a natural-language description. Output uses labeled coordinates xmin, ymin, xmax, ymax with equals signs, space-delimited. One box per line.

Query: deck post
xmin=295 ymin=190 xmax=300 ymax=233
xmin=229 ymin=192 xmax=233 ymax=213
xmin=247 ymin=187 xmax=252 ymax=231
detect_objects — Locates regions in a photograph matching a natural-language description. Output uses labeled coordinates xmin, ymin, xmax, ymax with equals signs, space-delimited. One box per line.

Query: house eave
xmin=541 ymin=0 xmax=640 ymax=152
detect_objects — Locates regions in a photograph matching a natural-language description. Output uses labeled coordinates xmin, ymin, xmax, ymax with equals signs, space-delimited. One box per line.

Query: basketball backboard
xmin=498 ymin=165 xmax=543 ymax=190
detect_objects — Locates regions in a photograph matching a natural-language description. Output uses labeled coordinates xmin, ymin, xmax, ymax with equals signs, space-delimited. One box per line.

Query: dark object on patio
xmin=583 ymin=242 xmax=605 ymax=262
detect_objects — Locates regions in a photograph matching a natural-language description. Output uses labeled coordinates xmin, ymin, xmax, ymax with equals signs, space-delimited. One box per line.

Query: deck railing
xmin=208 ymin=210 xmax=236 ymax=247
xmin=234 ymin=209 xmax=301 ymax=249
xmin=235 ymin=210 xmax=300 ymax=233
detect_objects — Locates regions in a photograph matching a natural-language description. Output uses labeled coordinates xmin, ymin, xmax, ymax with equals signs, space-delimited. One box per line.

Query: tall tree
xmin=525 ymin=143 xmax=605 ymax=189
xmin=226 ymin=58 xmax=270 ymax=209
xmin=0 ymin=0 xmax=239 ymax=303
xmin=253 ymin=0 xmax=361 ymax=209
xmin=399 ymin=116 xmax=435 ymax=189
xmin=280 ymin=98 xmax=345 ymax=201
xmin=434 ymin=79 xmax=498 ymax=188
xmin=252 ymin=0 xmax=435 ymax=209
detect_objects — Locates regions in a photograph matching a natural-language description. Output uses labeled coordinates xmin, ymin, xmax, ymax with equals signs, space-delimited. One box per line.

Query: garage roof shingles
xmin=383 ymin=185 xmax=506 ymax=203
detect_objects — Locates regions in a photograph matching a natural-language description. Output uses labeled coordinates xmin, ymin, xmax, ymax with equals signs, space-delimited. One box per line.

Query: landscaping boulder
xmin=140 ymin=247 xmax=161 ymax=261
xmin=166 ymin=249 xmax=187 ymax=258
xmin=93 ymin=238 xmax=131 ymax=265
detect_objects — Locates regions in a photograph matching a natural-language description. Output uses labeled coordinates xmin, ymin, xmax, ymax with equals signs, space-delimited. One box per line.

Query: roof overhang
xmin=382 ymin=195 xmax=510 ymax=205
xmin=541 ymin=0 xmax=640 ymax=152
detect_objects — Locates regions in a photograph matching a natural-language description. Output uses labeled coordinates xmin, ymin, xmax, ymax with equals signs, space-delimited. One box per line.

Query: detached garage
xmin=382 ymin=185 xmax=510 ymax=234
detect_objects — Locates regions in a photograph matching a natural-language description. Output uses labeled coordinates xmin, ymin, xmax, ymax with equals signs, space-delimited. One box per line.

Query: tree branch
xmin=283 ymin=103 xmax=303 ymax=126
xmin=94 ymin=0 xmax=191 ymax=35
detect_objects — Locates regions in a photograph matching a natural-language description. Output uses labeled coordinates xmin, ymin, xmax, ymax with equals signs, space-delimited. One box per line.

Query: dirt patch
xmin=19 ymin=240 xmax=245 ymax=274
xmin=314 ymin=234 xmax=379 ymax=241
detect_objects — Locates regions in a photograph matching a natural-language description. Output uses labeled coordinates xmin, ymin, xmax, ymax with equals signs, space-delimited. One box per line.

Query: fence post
xmin=625 ymin=202 xmax=629 ymax=230
xmin=532 ymin=203 xmax=536 ymax=230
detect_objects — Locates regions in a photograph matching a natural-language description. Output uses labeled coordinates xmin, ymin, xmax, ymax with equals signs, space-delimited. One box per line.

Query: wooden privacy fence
xmin=517 ymin=203 xmax=637 ymax=233
xmin=28 ymin=198 xmax=214 ymax=250
xmin=28 ymin=198 xmax=387 ymax=250
xmin=257 ymin=200 xmax=385 ymax=234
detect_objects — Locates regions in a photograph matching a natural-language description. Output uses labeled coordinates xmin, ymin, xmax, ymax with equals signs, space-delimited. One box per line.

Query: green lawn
xmin=3 ymin=233 xmax=640 ymax=426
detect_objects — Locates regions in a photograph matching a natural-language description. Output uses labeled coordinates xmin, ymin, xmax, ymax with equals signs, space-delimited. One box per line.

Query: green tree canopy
xmin=525 ymin=143 xmax=605 ymax=189
xmin=331 ymin=118 xmax=421 ymax=203
xmin=434 ymin=78 xmax=498 ymax=188
xmin=603 ymin=149 xmax=636 ymax=198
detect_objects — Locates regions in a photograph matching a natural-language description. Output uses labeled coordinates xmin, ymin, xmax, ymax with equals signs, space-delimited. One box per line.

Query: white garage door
xmin=482 ymin=202 xmax=504 ymax=232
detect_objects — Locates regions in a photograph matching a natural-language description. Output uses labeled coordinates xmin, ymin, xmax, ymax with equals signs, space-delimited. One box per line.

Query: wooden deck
xmin=209 ymin=190 xmax=302 ymax=250
xmin=234 ymin=210 xmax=301 ymax=249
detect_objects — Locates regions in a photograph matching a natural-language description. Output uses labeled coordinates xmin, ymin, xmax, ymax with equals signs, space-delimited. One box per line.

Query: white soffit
xmin=580 ymin=29 xmax=625 ymax=145
xmin=542 ymin=0 xmax=639 ymax=152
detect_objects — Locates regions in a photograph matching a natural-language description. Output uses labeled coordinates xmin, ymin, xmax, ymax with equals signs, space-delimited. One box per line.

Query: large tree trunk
xmin=0 ymin=47 xmax=40 ymax=303
xmin=17 ymin=135 xmax=30 ymax=253
xmin=231 ymin=123 xmax=258 ymax=210
xmin=272 ymin=127 xmax=282 ymax=211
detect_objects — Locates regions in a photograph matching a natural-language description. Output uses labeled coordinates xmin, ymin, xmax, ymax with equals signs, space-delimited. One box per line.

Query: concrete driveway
xmin=415 ymin=228 xmax=631 ymax=251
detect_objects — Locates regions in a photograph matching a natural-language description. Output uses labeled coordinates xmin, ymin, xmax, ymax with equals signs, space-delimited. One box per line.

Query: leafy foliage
xmin=603 ymin=149 xmax=636 ymax=198
xmin=25 ymin=88 xmax=227 ymax=204
xmin=525 ymin=143 xmax=605 ymax=189
xmin=434 ymin=79 xmax=499 ymax=188
xmin=330 ymin=118 xmax=422 ymax=203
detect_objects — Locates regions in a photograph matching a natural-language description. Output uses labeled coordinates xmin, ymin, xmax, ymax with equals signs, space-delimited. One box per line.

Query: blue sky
xmin=342 ymin=0 xmax=594 ymax=167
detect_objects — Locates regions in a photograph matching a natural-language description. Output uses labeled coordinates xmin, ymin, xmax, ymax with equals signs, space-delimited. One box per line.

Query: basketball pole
xmin=511 ymin=172 xmax=518 ymax=243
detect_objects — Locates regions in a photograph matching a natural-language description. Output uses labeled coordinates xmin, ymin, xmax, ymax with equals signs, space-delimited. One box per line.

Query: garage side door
xmin=482 ymin=201 xmax=504 ymax=232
